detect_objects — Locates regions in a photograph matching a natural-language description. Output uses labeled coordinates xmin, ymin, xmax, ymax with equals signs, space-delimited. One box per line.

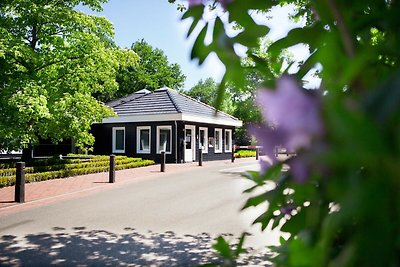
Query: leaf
xmin=181 ymin=5 xmax=204 ymax=20
xmin=242 ymin=191 xmax=271 ymax=210
xmin=234 ymin=24 xmax=270 ymax=48
xmin=253 ymin=210 xmax=274 ymax=230
xmin=214 ymin=75 xmax=226 ymax=111
xmin=364 ymin=69 xmax=400 ymax=123
xmin=263 ymin=163 xmax=283 ymax=181
xmin=268 ymin=25 xmax=322 ymax=60
xmin=234 ymin=232 xmax=248 ymax=257
xmin=212 ymin=236 xmax=233 ymax=260
xmin=190 ymin=23 xmax=210 ymax=64
xmin=182 ymin=6 xmax=205 ymax=39
xmin=281 ymin=207 xmax=306 ymax=234
xmin=243 ymin=184 xmax=260 ymax=194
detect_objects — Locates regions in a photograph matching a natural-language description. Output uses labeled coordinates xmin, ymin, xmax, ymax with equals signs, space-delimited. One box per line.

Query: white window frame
xmin=199 ymin=127 xmax=208 ymax=154
xmin=136 ymin=126 xmax=151 ymax=154
xmin=112 ymin=127 xmax=125 ymax=153
xmin=157 ymin=126 xmax=172 ymax=154
xmin=214 ymin=128 xmax=223 ymax=153
xmin=224 ymin=129 xmax=232 ymax=152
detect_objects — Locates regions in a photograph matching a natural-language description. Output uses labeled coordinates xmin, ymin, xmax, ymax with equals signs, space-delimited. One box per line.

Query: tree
xmin=185 ymin=74 xmax=262 ymax=145
xmin=185 ymin=78 xmax=218 ymax=105
xmin=186 ymin=77 xmax=259 ymax=145
xmin=185 ymin=77 xmax=233 ymax=112
xmin=179 ymin=0 xmax=400 ymax=266
xmin=0 ymin=0 xmax=138 ymax=160
xmin=99 ymin=39 xmax=186 ymax=102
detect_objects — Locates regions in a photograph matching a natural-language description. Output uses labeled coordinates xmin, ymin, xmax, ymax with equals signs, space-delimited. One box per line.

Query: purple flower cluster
xmin=188 ymin=0 xmax=202 ymax=7
xmin=252 ymin=76 xmax=323 ymax=182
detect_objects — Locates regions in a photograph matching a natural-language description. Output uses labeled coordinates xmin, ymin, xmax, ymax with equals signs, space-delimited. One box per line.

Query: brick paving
xmin=0 ymin=159 xmax=251 ymax=216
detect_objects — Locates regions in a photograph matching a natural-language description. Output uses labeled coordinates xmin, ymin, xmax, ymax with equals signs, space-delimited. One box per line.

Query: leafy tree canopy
xmin=185 ymin=77 xmax=233 ymax=112
xmin=0 ymin=0 xmax=138 ymax=154
xmin=99 ymin=39 xmax=186 ymax=102
xmin=186 ymin=75 xmax=262 ymax=145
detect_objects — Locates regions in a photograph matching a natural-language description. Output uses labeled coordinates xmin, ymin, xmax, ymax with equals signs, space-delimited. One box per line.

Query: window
xmin=199 ymin=127 xmax=208 ymax=153
xmin=224 ymin=129 xmax=232 ymax=152
xmin=157 ymin=126 xmax=172 ymax=154
xmin=214 ymin=128 xmax=223 ymax=153
xmin=137 ymin=126 xmax=151 ymax=154
xmin=112 ymin=127 xmax=125 ymax=153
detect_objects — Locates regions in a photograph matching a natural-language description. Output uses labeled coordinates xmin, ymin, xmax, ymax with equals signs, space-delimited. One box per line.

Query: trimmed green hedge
xmin=234 ymin=149 xmax=256 ymax=158
xmin=0 ymin=155 xmax=154 ymax=188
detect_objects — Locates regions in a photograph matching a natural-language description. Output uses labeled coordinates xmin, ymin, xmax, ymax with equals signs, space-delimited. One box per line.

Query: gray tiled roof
xmin=106 ymin=87 xmax=240 ymax=123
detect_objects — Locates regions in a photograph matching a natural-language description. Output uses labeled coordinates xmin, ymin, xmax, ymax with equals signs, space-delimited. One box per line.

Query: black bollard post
xmin=15 ymin=162 xmax=25 ymax=203
xmin=161 ymin=151 xmax=166 ymax=172
xmin=231 ymin=145 xmax=235 ymax=163
xmin=109 ymin=154 xmax=115 ymax=183
xmin=256 ymin=148 xmax=259 ymax=160
xmin=198 ymin=148 xmax=203 ymax=166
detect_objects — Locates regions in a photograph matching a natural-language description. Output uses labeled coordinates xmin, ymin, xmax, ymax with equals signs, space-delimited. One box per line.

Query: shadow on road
xmin=0 ymin=227 xmax=271 ymax=266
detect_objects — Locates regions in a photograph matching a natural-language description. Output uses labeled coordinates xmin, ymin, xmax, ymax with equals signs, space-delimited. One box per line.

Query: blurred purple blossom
xmin=252 ymin=76 xmax=323 ymax=182
xmin=188 ymin=0 xmax=202 ymax=7
xmin=219 ymin=0 xmax=233 ymax=9
xmin=280 ymin=204 xmax=296 ymax=216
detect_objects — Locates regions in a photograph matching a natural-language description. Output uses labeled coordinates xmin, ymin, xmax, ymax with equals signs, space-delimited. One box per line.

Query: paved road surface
xmin=0 ymin=159 xmax=280 ymax=266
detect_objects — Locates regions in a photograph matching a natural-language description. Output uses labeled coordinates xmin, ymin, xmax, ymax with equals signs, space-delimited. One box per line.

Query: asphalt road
xmin=0 ymin=160 xmax=280 ymax=266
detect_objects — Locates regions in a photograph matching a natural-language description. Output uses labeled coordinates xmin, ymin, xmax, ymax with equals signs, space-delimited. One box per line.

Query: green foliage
xmin=0 ymin=0 xmax=138 ymax=152
xmin=234 ymin=149 xmax=256 ymax=158
xmin=185 ymin=77 xmax=234 ymax=113
xmin=0 ymin=155 xmax=154 ymax=188
xmin=204 ymin=233 xmax=248 ymax=267
xmin=186 ymin=73 xmax=262 ymax=145
xmin=179 ymin=0 xmax=400 ymax=266
xmin=99 ymin=39 xmax=186 ymax=102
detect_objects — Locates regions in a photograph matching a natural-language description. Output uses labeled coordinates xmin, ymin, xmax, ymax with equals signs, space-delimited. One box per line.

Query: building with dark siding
xmin=91 ymin=87 xmax=242 ymax=163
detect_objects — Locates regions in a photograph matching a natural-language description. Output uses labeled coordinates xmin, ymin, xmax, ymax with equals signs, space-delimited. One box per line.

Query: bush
xmin=234 ymin=149 xmax=256 ymax=158
xmin=0 ymin=155 xmax=155 ymax=188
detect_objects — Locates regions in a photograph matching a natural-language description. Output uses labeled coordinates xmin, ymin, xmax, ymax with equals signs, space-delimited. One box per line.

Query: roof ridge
xmin=165 ymin=89 xmax=182 ymax=113
xmin=177 ymin=90 xmax=239 ymax=120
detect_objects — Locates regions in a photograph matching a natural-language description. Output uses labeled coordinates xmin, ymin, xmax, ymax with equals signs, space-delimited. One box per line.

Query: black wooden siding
xmin=92 ymin=121 xmax=235 ymax=163
xmin=186 ymin=122 xmax=234 ymax=162
xmin=92 ymin=121 xmax=178 ymax=163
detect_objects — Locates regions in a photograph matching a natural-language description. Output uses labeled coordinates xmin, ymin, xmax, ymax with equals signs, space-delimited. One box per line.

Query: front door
xmin=184 ymin=125 xmax=195 ymax=162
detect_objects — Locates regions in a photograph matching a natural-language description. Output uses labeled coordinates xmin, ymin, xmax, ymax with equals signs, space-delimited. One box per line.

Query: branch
xmin=30 ymin=23 xmax=38 ymax=50
xmin=35 ymin=55 xmax=81 ymax=72
xmin=326 ymin=0 xmax=355 ymax=58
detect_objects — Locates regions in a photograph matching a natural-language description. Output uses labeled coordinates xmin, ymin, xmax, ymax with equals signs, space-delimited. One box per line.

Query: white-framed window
xmin=112 ymin=127 xmax=125 ymax=153
xmin=214 ymin=128 xmax=223 ymax=153
xmin=199 ymin=127 xmax=208 ymax=153
xmin=224 ymin=129 xmax=232 ymax=152
xmin=137 ymin=126 xmax=151 ymax=154
xmin=157 ymin=126 xmax=172 ymax=154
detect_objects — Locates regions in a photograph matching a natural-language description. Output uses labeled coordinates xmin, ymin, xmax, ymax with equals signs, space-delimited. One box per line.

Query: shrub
xmin=0 ymin=155 xmax=155 ymax=188
xmin=234 ymin=149 xmax=256 ymax=158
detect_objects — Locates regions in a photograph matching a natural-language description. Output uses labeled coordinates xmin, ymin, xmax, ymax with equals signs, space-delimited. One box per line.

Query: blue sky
xmin=81 ymin=0 xmax=223 ymax=90
xmin=81 ymin=1 xmax=314 ymax=90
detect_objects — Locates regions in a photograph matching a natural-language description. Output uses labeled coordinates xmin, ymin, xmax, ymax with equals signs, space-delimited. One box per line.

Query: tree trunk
xmin=21 ymin=147 xmax=33 ymax=163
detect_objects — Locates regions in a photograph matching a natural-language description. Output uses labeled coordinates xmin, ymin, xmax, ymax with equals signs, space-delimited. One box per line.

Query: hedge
xmin=0 ymin=156 xmax=154 ymax=188
xmin=234 ymin=149 xmax=257 ymax=158
xmin=0 ymin=156 xmax=142 ymax=176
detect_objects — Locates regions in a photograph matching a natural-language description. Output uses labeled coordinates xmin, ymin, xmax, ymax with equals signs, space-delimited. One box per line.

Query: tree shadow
xmin=0 ymin=227 xmax=271 ymax=266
